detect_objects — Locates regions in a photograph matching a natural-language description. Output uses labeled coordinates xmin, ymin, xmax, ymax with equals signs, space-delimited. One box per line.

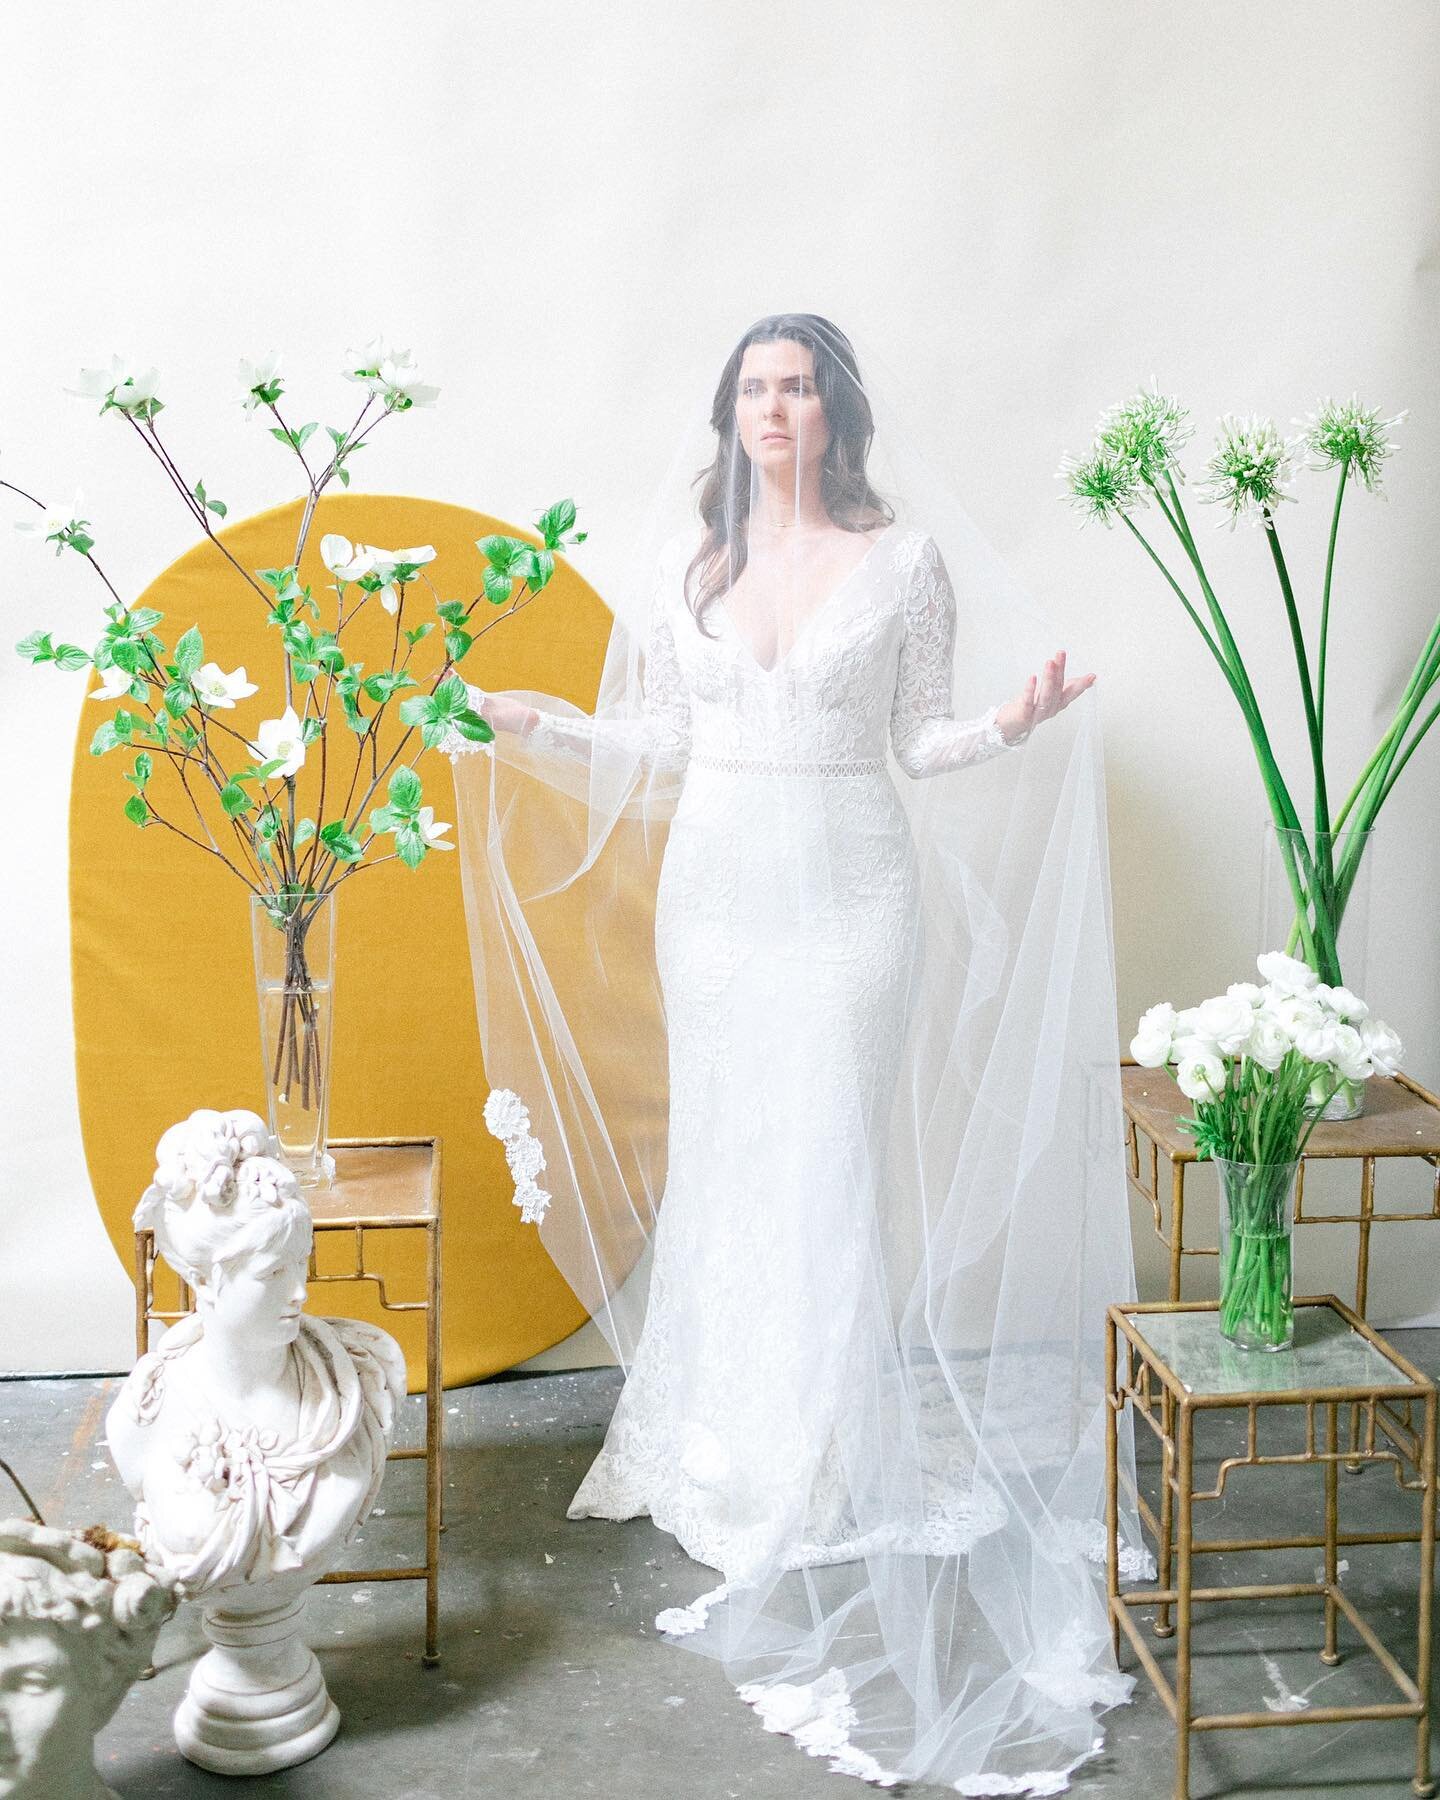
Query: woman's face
xmin=734 ymin=339 xmax=830 ymax=481
xmin=202 ymin=1244 xmax=310 ymax=1349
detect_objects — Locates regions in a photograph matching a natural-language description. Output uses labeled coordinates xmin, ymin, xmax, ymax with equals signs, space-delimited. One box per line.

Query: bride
xmin=448 ymin=314 xmax=1144 ymax=1792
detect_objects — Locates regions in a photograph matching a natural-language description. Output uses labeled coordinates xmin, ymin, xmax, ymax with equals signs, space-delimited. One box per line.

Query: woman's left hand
xmin=995 ymin=651 xmax=1096 ymax=745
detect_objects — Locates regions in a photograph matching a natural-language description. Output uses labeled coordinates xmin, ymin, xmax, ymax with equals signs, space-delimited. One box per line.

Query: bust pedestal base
xmin=174 ymin=1593 xmax=340 ymax=1775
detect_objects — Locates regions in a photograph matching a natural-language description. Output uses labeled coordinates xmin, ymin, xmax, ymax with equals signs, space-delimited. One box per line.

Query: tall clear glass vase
xmin=1215 ymin=1156 xmax=1297 ymax=1351
xmin=1259 ymin=822 xmax=1375 ymax=1120
xmin=251 ymin=889 xmax=336 ymax=1188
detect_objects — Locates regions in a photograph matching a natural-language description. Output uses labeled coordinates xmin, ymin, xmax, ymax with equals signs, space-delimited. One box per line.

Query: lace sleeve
xmin=888 ymin=534 xmax=1027 ymax=779
xmin=447 ymin=557 xmax=692 ymax=773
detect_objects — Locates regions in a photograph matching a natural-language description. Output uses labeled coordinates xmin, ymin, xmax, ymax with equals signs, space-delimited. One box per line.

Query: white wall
xmin=3 ymin=0 xmax=1437 ymax=1374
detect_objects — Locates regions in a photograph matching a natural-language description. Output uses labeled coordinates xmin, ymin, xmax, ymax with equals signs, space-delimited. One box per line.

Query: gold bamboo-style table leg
xmin=423 ymin=1173 xmax=443 ymax=1668
xmin=1173 ymin=1404 xmax=1194 ymax=1800
xmin=1154 ymin=1385 xmax=1176 ymax=1638
xmin=1322 ymin=1402 xmax=1341 ymax=1665
xmin=1415 ymin=1391 xmax=1436 ymax=1799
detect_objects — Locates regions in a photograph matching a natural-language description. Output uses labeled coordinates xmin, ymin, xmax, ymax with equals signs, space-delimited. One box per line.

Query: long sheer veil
xmin=448 ymin=315 xmax=1147 ymax=1792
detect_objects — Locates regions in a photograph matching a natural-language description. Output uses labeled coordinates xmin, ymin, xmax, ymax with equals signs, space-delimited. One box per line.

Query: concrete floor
xmin=3 ymin=1338 xmax=1437 ymax=1799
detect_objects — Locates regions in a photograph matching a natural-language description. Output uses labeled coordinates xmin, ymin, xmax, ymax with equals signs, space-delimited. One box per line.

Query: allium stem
xmin=1316 ymin=466 xmax=1347 ymax=746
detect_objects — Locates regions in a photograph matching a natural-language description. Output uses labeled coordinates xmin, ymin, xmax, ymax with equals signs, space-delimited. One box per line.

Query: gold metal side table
xmin=1122 ymin=1062 xmax=1440 ymax=1315
xmin=133 ymin=1135 xmax=444 ymax=1666
xmin=1105 ymin=1295 xmax=1436 ymax=1800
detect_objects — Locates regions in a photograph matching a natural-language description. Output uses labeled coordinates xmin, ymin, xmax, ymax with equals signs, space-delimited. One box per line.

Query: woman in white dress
xmin=449 ymin=314 xmax=1145 ymax=1792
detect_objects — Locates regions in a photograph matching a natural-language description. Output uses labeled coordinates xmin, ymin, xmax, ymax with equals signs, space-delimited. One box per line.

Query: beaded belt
xmin=688 ymin=750 xmax=886 ymax=778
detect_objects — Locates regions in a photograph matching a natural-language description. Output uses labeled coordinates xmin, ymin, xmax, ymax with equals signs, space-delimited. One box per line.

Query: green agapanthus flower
xmin=1093 ymin=380 xmax=1194 ymax=485
xmin=1195 ymin=414 xmax=1302 ymax=530
xmin=1298 ymin=395 xmax=1406 ymax=494
xmin=1055 ymin=446 xmax=1149 ymax=528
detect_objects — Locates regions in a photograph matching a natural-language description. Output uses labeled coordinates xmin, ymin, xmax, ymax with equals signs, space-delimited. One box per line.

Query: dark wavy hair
xmin=686 ymin=314 xmax=893 ymax=632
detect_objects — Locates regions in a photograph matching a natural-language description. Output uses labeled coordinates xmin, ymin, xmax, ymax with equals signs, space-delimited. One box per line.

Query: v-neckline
xmin=716 ymin=521 xmax=898 ymax=675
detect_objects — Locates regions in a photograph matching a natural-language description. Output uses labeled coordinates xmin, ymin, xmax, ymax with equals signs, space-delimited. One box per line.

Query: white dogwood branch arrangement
xmin=9 ymin=339 xmax=584 ymax=1109
xmin=1060 ymin=386 xmax=1429 ymax=987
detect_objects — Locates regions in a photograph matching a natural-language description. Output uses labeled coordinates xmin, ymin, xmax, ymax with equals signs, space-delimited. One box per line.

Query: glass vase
xmin=1215 ymin=1156 xmax=1297 ymax=1352
xmin=251 ymin=888 xmax=335 ymax=1188
xmin=1259 ymin=822 xmax=1375 ymax=1121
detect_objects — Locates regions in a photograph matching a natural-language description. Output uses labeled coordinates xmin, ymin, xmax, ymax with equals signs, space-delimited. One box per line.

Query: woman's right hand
xmin=477 ymin=692 xmax=541 ymax=737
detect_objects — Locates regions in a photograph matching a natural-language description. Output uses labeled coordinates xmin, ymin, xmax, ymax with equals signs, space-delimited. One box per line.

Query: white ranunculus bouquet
xmin=1132 ymin=950 xmax=1401 ymax=1163
xmin=1133 ymin=951 xmax=1403 ymax=1350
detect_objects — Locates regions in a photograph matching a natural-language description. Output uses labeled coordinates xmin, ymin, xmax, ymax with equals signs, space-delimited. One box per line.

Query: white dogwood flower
xmin=342 ymin=338 xmax=439 ymax=408
xmin=15 ymin=488 xmax=89 ymax=554
xmin=248 ymin=706 xmax=307 ymax=779
xmin=415 ymin=806 xmax=454 ymax=852
xmin=67 ymin=355 xmax=160 ymax=411
xmin=193 ymin=662 xmax=258 ymax=710
xmin=362 ymin=543 xmax=436 ymax=613
xmin=319 ymin=533 xmax=376 ymax=583
xmin=90 ymin=662 xmax=134 ymax=701
xmin=238 ymin=352 xmax=284 ymax=410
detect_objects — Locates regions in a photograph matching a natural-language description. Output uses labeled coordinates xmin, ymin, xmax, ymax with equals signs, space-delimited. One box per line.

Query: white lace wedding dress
xmin=500 ymin=521 xmax=1023 ymax=1581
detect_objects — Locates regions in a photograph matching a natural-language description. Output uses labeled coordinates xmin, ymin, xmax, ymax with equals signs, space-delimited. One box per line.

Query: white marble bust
xmin=105 ymin=1109 xmax=406 ymax=1773
xmin=0 ymin=1519 xmax=176 ymax=1800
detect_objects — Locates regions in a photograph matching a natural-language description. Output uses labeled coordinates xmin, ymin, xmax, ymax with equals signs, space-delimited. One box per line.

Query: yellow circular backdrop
xmin=71 ymin=494 xmax=615 ymax=1387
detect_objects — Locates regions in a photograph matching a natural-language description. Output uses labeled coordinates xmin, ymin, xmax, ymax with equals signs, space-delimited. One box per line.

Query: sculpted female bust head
xmin=105 ymin=1108 xmax=405 ymax=1774
xmin=0 ymin=1519 xmax=176 ymax=1800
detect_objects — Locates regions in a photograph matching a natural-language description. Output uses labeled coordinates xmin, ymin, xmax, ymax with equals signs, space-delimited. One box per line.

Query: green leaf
xmin=127 ymin=608 xmax=163 ymax=632
xmin=16 ymin=630 xmax=54 ymax=664
xmin=326 ymin=426 xmax=347 ymax=449
xmin=294 ymin=817 xmax=316 ymax=848
xmin=513 ymin=548 xmax=554 ymax=591
xmin=123 ymin=795 xmax=148 ymax=827
xmin=296 ymin=421 xmax=318 ymax=448
xmin=389 ymin=766 xmax=423 ymax=813
xmin=482 ymin=569 xmax=513 ymax=605
xmin=292 ymin=661 xmax=321 ymax=684
xmin=255 ymin=805 xmax=282 ymax=840
xmin=404 ymin=622 xmax=435 ymax=646
xmin=90 ymin=721 xmax=122 ymax=756
xmin=109 ymin=638 xmax=145 ymax=675
xmin=52 ymin=643 xmax=91 ymax=672
xmin=454 ymin=709 xmax=495 ymax=743
xmin=319 ymin=820 xmax=363 ymax=863
xmin=111 ymin=710 xmax=137 ymax=743
xmin=163 ymin=681 xmax=193 ymax=718
xmin=337 ymin=466 xmax=351 ymax=488
xmin=220 ymin=783 xmax=252 ymax=817
xmin=300 ymin=717 xmax=325 ymax=745
xmin=478 ymin=534 xmax=523 ymax=575
xmin=397 ymin=695 xmax=430 ymax=728
xmin=444 ymin=628 xmax=473 ymax=663
xmin=174 ymin=626 xmax=203 ymax=679
xmin=435 ymin=600 xmax=468 ymax=625
xmin=432 ymin=674 xmax=469 ymax=718
xmin=194 ymin=478 xmax=229 ymax=520
xmin=369 ymin=804 xmax=399 ymax=834
xmin=536 ymin=498 xmax=577 ymax=548
xmin=127 ymin=752 xmax=153 ymax=790
xmin=395 ymin=823 xmax=427 ymax=869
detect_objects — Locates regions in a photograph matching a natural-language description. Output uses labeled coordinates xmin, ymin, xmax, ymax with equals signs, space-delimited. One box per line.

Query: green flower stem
xmin=1377 ymin=692 xmax=1440 ymax=810
xmin=1263 ymin=519 xmax=1330 ymax=836
xmin=1332 ymin=614 xmax=1440 ymax=833
xmin=1316 ymin=466 xmax=1347 ymax=744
